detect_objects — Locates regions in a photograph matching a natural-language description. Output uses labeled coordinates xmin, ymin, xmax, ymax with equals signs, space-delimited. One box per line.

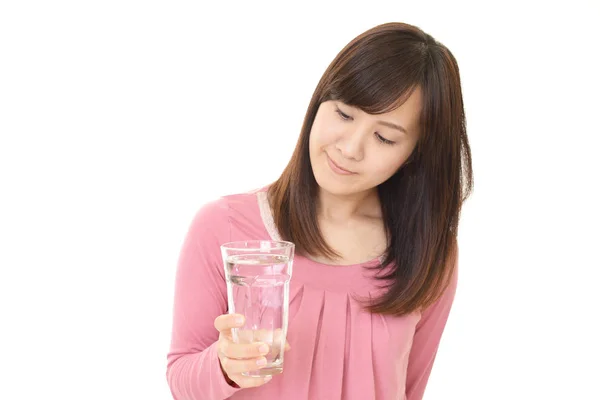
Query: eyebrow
xmin=377 ymin=120 xmax=408 ymax=135
xmin=338 ymin=102 xmax=409 ymax=135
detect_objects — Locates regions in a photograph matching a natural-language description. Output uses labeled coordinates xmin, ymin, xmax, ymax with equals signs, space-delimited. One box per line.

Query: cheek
xmin=371 ymin=152 xmax=409 ymax=177
xmin=310 ymin=127 xmax=335 ymax=151
xmin=308 ymin=131 xmax=320 ymax=158
xmin=308 ymin=130 xmax=325 ymax=163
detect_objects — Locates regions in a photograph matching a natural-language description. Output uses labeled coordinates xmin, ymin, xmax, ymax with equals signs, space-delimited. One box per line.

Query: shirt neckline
xmin=255 ymin=189 xmax=385 ymax=268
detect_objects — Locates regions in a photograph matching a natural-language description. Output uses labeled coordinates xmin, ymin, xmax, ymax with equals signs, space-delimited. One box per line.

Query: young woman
xmin=167 ymin=21 xmax=473 ymax=400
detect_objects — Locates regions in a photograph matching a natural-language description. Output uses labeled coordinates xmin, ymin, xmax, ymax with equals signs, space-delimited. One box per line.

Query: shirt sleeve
xmin=166 ymin=198 xmax=242 ymax=400
xmin=405 ymin=243 xmax=459 ymax=400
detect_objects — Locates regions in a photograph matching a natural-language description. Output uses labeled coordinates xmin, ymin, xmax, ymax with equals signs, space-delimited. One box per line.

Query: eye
xmin=375 ymin=132 xmax=396 ymax=145
xmin=335 ymin=107 xmax=352 ymax=121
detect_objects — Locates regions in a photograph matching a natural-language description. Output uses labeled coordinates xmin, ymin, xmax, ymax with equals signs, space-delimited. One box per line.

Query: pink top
xmin=166 ymin=187 xmax=458 ymax=400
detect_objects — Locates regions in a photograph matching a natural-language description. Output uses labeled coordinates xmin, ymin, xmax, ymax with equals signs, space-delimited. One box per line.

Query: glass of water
xmin=220 ymin=240 xmax=294 ymax=377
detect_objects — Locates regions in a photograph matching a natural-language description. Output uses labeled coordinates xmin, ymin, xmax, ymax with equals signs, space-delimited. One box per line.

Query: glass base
xmin=242 ymin=365 xmax=283 ymax=377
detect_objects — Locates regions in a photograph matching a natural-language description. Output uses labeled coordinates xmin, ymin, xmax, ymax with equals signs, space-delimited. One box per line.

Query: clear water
xmin=225 ymin=253 xmax=291 ymax=376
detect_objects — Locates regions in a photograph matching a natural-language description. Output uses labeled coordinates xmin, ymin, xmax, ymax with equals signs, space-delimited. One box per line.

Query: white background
xmin=1 ymin=1 xmax=599 ymax=399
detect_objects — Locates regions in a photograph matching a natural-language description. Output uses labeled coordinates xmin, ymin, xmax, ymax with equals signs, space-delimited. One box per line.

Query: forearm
xmin=167 ymin=341 xmax=240 ymax=400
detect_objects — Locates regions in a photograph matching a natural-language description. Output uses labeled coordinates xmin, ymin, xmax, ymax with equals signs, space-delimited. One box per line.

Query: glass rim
xmin=220 ymin=239 xmax=295 ymax=251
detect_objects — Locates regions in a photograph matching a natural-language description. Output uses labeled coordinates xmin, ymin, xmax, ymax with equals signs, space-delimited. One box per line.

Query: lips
xmin=326 ymin=154 xmax=356 ymax=175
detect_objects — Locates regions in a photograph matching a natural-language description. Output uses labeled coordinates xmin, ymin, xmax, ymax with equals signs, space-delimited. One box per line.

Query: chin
xmin=310 ymin=151 xmax=371 ymax=196
xmin=312 ymin=168 xmax=364 ymax=196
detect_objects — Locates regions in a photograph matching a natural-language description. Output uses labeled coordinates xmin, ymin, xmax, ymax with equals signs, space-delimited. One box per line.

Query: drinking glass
xmin=220 ymin=240 xmax=294 ymax=377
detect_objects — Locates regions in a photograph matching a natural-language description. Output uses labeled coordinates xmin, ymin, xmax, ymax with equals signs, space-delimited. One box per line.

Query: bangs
xmin=323 ymin=35 xmax=426 ymax=115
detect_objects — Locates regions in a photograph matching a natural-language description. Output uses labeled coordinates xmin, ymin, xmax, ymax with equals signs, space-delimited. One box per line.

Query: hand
xmin=213 ymin=313 xmax=290 ymax=388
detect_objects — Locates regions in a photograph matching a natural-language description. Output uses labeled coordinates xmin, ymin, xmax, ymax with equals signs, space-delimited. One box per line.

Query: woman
xmin=166 ymin=21 xmax=473 ymax=400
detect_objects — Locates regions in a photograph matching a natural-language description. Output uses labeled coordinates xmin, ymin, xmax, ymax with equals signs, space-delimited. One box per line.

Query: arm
xmin=405 ymin=244 xmax=459 ymax=400
xmin=166 ymin=198 xmax=242 ymax=400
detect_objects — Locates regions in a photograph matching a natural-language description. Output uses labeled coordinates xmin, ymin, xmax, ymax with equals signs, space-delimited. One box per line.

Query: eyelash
xmin=375 ymin=133 xmax=395 ymax=145
xmin=335 ymin=107 xmax=396 ymax=145
xmin=335 ymin=108 xmax=352 ymax=121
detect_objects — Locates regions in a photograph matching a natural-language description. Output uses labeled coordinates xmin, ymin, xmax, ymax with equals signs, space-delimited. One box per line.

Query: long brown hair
xmin=268 ymin=22 xmax=473 ymax=316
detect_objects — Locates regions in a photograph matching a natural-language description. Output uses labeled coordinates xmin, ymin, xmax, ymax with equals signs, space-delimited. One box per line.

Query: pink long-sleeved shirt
xmin=166 ymin=187 xmax=458 ymax=400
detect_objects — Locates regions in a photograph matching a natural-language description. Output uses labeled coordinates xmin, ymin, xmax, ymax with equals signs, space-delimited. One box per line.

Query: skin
xmin=308 ymin=87 xmax=423 ymax=264
xmin=215 ymin=314 xmax=291 ymax=388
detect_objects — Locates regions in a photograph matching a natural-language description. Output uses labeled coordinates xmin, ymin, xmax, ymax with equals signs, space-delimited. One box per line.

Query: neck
xmin=316 ymin=188 xmax=382 ymax=222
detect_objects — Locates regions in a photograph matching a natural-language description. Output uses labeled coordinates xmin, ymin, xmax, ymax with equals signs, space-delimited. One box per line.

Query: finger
xmin=220 ymin=339 xmax=270 ymax=360
xmin=221 ymin=356 xmax=268 ymax=374
xmin=285 ymin=341 xmax=291 ymax=351
xmin=214 ymin=314 xmax=245 ymax=333
xmin=235 ymin=374 xmax=273 ymax=388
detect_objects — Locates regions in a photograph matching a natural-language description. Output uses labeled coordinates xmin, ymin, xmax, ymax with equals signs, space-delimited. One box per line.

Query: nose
xmin=335 ymin=130 xmax=365 ymax=161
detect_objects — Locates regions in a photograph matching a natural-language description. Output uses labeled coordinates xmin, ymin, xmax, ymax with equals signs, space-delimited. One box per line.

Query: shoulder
xmin=437 ymin=238 xmax=460 ymax=304
xmin=191 ymin=186 xmax=268 ymax=230
xmin=193 ymin=196 xmax=231 ymax=225
xmin=180 ymin=197 xmax=231 ymax=252
xmin=416 ymin=239 xmax=460 ymax=321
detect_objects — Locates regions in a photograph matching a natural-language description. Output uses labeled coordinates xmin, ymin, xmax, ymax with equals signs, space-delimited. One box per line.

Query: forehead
xmin=379 ymin=86 xmax=422 ymax=120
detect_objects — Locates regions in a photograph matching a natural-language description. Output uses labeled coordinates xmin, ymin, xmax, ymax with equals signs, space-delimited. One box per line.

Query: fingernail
xmin=235 ymin=315 xmax=244 ymax=325
xmin=258 ymin=344 xmax=269 ymax=354
xmin=264 ymin=375 xmax=273 ymax=382
xmin=256 ymin=358 xmax=267 ymax=366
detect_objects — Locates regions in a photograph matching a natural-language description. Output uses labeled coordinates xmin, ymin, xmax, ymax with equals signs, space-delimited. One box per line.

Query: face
xmin=309 ymin=86 xmax=422 ymax=197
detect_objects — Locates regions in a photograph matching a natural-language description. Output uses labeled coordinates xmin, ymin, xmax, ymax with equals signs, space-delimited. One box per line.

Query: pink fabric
xmin=166 ymin=188 xmax=458 ymax=400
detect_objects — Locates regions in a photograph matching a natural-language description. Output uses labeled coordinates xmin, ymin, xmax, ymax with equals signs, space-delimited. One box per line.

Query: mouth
xmin=326 ymin=154 xmax=356 ymax=175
